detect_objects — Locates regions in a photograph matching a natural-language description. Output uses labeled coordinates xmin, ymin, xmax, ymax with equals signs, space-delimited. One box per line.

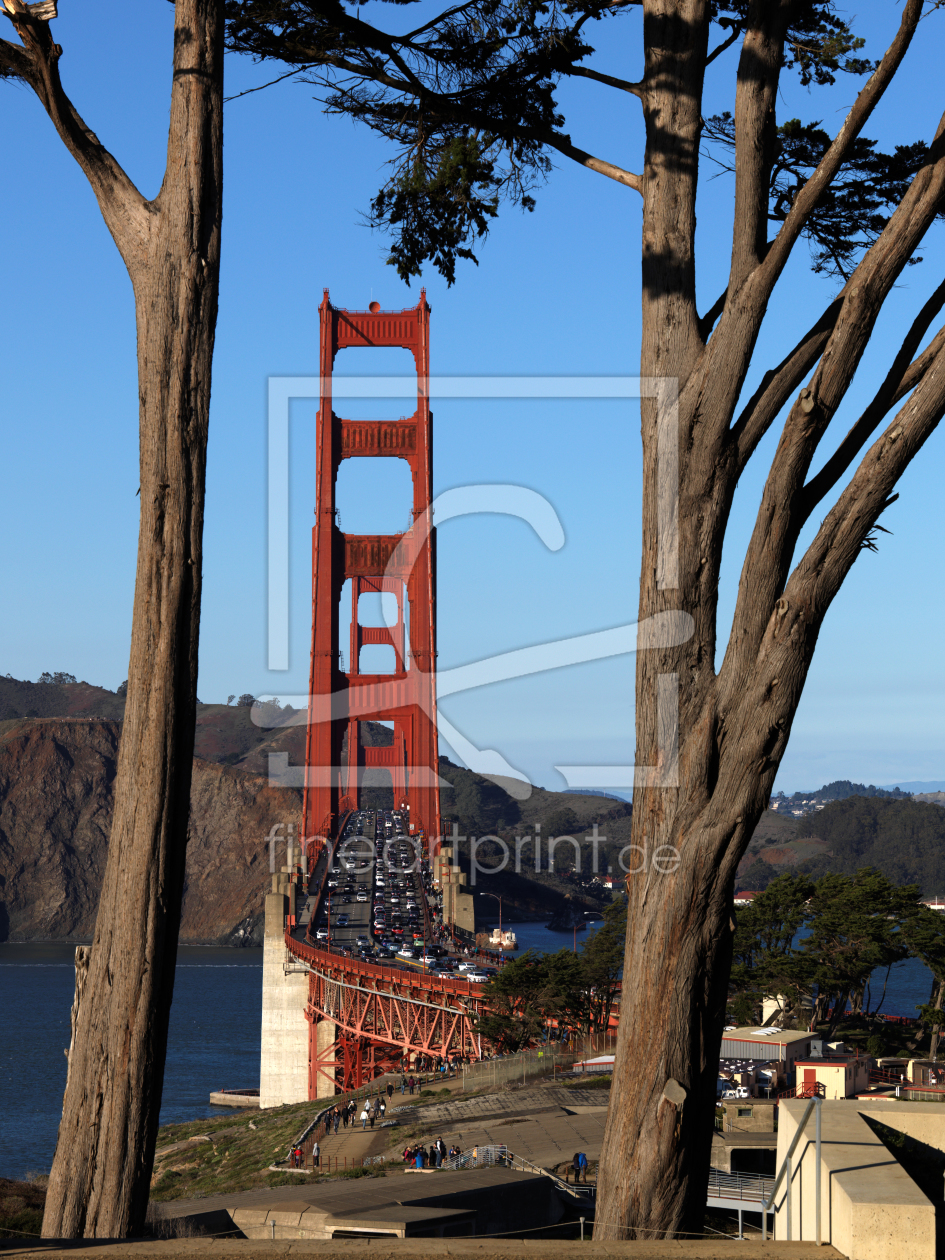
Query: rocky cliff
xmin=0 ymin=718 xmax=300 ymax=946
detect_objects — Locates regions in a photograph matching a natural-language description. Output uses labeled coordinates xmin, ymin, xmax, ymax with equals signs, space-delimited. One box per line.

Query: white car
xmin=722 ymin=1086 xmax=751 ymax=1099
xmin=398 ymin=947 xmax=417 ymax=959
xmin=456 ymin=959 xmax=478 ymax=971
xmin=464 ymin=970 xmax=489 ymax=982
xmin=314 ymin=927 xmax=329 ymax=939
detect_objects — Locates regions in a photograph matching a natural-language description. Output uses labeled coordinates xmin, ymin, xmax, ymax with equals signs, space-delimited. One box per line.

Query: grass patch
xmin=0 ymin=1178 xmax=47 ymax=1240
xmin=568 ymin=1074 xmax=612 ymax=1089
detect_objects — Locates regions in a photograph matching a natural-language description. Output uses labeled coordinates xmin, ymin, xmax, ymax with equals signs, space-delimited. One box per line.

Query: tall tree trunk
xmin=33 ymin=0 xmax=224 ymax=1237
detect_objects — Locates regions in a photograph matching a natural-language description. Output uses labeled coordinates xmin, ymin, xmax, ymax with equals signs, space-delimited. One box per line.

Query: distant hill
xmin=738 ymin=796 xmax=945 ymax=895
xmin=770 ymin=780 xmax=911 ymax=816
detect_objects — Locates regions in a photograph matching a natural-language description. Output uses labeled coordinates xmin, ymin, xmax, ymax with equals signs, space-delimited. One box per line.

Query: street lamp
xmin=481 ymin=891 xmax=502 ymax=937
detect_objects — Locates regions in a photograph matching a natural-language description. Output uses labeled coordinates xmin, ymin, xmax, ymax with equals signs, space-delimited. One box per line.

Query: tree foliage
xmin=729 ymin=869 xmax=931 ymax=1038
xmin=224 ymin=0 xmax=926 ymax=282
xmin=477 ymin=900 xmax=626 ymax=1047
xmin=796 ymin=797 xmax=945 ymax=892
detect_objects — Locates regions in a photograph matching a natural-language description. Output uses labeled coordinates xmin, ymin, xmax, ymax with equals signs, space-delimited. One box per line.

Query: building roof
xmin=721 ymin=1027 xmax=813 ymax=1049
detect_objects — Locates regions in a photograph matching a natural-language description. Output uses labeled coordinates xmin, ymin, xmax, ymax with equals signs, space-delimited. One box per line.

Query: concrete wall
xmin=775 ymin=1099 xmax=938 ymax=1258
xmin=435 ymin=846 xmax=475 ymax=937
xmin=259 ymin=891 xmax=310 ymax=1108
xmin=718 ymin=1099 xmax=775 ymax=1132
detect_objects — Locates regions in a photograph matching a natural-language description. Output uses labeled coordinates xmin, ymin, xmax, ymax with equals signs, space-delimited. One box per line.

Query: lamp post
xmin=481 ymin=891 xmax=502 ymax=956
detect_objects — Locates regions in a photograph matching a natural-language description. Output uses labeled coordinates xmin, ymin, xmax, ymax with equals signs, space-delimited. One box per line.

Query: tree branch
xmin=568 ymin=65 xmax=643 ymax=98
xmin=729 ymin=1 xmax=794 ymax=287
xmin=697 ymin=284 xmax=729 ymax=341
xmin=731 ymin=293 xmax=844 ymax=476
xmin=800 ymin=279 xmax=945 ymax=520
xmin=757 ymin=0 xmax=922 ymax=294
xmin=0 ymin=32 xmax=32 ymax=81
xmin=788 ymin=335 xmax=945 ymax=621
xmin=545 ymin=132 xmax=642 ymax=192
xmin=1 ymin=6 xmax=149 ymax=272
xmin=719 ymin=107 xmax=945 ymax=711
xmin=705 ymin=23 xmax=742 ymax=67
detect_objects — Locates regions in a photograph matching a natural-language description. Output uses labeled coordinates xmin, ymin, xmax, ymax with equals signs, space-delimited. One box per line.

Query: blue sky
xmin=1 ymin=2 xmax=944 ymax=796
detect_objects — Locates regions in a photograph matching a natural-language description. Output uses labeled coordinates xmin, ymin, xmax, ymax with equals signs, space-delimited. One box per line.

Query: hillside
xmin=0 ymin=718 xmax=298 ymax=945
xmin=0 ymin=674 xmax=628 ymax=939
xmin=737 ymin=796 xmax=945 ymax=895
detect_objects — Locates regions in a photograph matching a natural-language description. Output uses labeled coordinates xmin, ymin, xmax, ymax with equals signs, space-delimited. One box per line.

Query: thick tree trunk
xmin=40 ymin=1 xmax=223 ymax=1238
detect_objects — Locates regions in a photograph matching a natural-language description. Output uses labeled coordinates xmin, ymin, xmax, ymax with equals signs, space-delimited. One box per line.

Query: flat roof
xmin=722 ymin=1026 xmax=812 ymax=1046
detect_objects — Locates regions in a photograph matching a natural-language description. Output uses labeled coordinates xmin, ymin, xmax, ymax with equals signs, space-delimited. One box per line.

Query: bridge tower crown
xmin=302 ymin=290 xmax=440 ymax=848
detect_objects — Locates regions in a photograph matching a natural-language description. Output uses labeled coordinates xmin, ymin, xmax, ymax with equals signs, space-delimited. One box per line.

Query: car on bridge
xmin=336 ymin=914 xmax=350 ymax=927
xmin=464 ymin=970 xmax=489 ymax=982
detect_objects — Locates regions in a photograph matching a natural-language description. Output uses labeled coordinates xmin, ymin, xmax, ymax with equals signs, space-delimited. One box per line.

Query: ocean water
xmin=0 ymin=944 xmax=262 ymax=1182
xmin=0 ymin=926 xmax=936 ymax=1182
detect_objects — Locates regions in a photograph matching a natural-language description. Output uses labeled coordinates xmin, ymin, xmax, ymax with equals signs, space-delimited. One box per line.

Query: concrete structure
xmin=260 ymin=891 xmax=310 ymax=1108
xmin=794 ymin=1054 xmax=870 ymax=1100
xmin=146 ymin=1168 xmax=560 ymax=1241
xmin=433 ymin=840 xmax=475 ymax=938
xmin=717 ymin=1099 xmax=776 ymax=1133
xmin=710 ymin=1132 xmax=777 ymax=1175
xmin=775 ymin=1098 xmax=944 ymax=1257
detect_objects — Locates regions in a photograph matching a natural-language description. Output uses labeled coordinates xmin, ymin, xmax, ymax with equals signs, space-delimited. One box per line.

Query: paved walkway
xmin=0 ymin=1239 xmax=844 ymax=1257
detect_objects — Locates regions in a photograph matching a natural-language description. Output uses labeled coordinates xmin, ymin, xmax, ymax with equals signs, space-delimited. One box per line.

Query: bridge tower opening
xmin=302 ymin=291 xmax=441 ymax=851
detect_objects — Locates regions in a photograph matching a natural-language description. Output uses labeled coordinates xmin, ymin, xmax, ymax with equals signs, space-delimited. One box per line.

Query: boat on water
xmin=475 ymin=927 xmax=518 ymax=951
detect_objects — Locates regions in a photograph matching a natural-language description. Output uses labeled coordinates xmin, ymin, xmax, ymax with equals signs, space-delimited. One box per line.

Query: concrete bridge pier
xmin=259 ymin=890 xmax=309 ymax=1108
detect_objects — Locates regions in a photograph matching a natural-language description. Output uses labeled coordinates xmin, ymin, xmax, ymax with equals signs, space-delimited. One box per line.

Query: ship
xmin=475 ymin=927 xmax=518 ymax=951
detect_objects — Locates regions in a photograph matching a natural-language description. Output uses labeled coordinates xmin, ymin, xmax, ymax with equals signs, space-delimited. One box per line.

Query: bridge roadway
xmin=286 ymin=808 xmax=489 ymax=1091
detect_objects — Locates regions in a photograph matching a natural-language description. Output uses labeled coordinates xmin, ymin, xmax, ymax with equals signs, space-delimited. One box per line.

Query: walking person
xmin=342 ymin=1106 xmax=349 ymax=1130
xmin=408 ymin=1075 xmax=415 ymax=1095
xmin=312 ymin=1140 xmax=320 ymax=1170
xmin=333 ymin=1109 xmax=340 ymax=1135
xmin=361 ymin=1103 xmax=370 ymax=1130
xmin=401 ymin=1073 xmax=407 ymax=1095
xmin=387 ymin=1081 xmax=394 ymax=1102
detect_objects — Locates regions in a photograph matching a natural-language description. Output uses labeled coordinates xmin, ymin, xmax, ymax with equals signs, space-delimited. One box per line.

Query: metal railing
xmin=706 ymin=1169 xmax=775 ymax=1205
xmin=761 ymin=1095 xmax=822 ymax=1244
xmin=445 ymin=1145 xmax=593 ymax=1200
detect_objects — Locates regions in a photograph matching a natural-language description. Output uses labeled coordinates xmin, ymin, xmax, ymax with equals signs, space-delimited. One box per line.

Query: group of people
xmin=402 ymin=1137 xmax=459 ymax=1168
xmin=359 ymin=1095 xmax=387 ymax=1129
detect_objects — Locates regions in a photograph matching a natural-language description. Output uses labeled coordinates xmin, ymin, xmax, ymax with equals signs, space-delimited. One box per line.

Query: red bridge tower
xmin=302 ymin=291 xmax=441 ymax=847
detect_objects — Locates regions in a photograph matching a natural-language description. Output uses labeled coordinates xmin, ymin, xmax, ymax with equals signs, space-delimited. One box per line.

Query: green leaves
xmin=704 ymin=114 xmax=938 ymax=280
xmin=476 ymin=900 xmax=626 ymax=1049
xmin=729 ymin=869 xmax=928 ymax=1031
xmin=369 ymin=133 xmax=504 ymax=284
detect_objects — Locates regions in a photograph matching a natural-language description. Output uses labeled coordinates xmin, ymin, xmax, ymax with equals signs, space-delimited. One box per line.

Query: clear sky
xmin=2 ymin=2 xmax=944 ymax=796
